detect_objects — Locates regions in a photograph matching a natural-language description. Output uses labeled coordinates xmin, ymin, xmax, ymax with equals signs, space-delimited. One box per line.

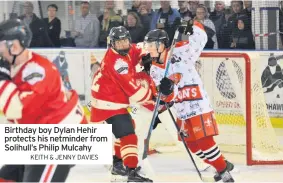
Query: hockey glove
xmin=159 ymin=77 xmax=174 ymax=96
xmin=0 ymin=58 xmax=11 ymax=81
xmin=178 ymin=19 xmax=194 ymax=35
xmin=141 ymin=53 xmax=152 ymax=74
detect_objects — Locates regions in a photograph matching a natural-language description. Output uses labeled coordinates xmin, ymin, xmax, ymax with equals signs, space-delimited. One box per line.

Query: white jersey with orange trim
xmin=150 ymin=22 xmax=212 ymax=120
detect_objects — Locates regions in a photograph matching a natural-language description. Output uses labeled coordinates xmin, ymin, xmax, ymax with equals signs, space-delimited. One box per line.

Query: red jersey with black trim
xmin=91 ymin=44 xmax=152 ymax=122
xmin=0 ymin=52 xmax=86 ymax=124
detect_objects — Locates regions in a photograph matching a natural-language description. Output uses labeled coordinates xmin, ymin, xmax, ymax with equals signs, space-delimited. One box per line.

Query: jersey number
xmin=92 ymin=72 xmax=102 ymax=92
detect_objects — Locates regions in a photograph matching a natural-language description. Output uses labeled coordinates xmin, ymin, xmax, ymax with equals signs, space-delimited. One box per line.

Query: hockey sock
xmin=186 ymin=141 xmax=211 ymax=165
xmin=120 ymin=134 xmax=138 ymax=168
xmin=114 ymin=139 xmax=122 ymax=159
xmin=196 ymin=136 xmax=226 ymax=173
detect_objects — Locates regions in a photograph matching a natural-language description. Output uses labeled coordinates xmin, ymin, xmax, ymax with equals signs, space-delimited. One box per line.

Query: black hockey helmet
xmin=0 ymin=19 xmax=32 ymax=48
xmin=109 ymin=26 xmax=131 ymax=56
xmin=144 ymin=29 xmax=170 ymax=48
xmin=0 ymin=19 xmax=32 ymax=64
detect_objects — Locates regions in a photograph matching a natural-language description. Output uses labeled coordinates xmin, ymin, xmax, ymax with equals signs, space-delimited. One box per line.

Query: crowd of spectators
xmin=14 ymin=0 xmax=273 ymax=50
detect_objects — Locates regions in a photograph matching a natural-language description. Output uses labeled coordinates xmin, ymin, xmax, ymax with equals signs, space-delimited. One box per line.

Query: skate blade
xmin=111 ymin=174 xmax=128 ymax=182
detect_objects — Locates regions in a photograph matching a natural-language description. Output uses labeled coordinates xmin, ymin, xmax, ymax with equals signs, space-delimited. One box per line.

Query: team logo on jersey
xmin=175 ymin=84 xmax=203 ymax=103
xmin=22 ymin=62 xmax=45 ymax=85
xmin=114 ymin=58 xmax=128 ymax=74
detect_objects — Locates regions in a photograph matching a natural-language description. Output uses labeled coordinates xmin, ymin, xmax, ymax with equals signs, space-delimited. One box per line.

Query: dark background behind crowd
xmin=7 ymin=0 xmax=283 ymax=50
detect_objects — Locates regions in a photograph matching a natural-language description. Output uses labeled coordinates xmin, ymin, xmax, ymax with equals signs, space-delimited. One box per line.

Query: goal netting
xmin=135 ymin=52 xmax=283 ymax=165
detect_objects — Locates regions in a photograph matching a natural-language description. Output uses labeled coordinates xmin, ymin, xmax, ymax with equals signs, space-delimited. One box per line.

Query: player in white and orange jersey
xmin=143 ymin=20 xmax=235 ymax=182
xmin=0 ymin=19 xmax=87 ymax=182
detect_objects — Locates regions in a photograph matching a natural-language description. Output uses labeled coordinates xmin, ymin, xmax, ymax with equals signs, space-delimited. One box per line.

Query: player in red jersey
xmin=90 ymin=26 xmax=153 ymax=182
xmin=0 ymin=19 xmax=87 ymax=182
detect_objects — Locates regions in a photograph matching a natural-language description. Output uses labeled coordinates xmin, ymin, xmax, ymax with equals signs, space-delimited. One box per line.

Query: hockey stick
xmin=142 ymin=29 xmax=180 ymax=161
xmin=164 ymin=103 xmax=215 ymax=182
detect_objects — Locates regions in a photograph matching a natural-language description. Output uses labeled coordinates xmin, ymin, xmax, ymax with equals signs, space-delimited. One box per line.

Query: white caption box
xmin=0 ymin=124 xmax=112 ymax=165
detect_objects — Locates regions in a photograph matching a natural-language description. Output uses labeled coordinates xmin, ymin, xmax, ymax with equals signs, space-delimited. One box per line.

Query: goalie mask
xmin=144 ymin=29 xmax=169 ymax=63
xmin=0 ymin=19 xmax=32 ymax=65
xmin=109 ymin=26 xmax=132 ymax=56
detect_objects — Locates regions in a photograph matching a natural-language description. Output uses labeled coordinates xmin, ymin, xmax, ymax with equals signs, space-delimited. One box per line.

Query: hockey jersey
xmin=0 ymin=52 xmax=86 ymax=124
xmin=150 ymin=21 xmax=213 ymax=120
xmin=91 ymin=44 xmax=152 ymax=122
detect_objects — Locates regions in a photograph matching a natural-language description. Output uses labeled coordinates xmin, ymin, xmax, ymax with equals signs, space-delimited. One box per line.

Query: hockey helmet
xmin=109 ymin=26 xmax=131 ymax=56
xmin=0 ymin=19 xmax=32 ymax=49
xmin=144 ymin=29 xmax=170 ymax=49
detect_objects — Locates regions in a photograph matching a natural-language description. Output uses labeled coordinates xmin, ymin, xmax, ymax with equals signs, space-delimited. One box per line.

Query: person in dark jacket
xmin=230 ymin=15 xmax=255 ymax=49
xmin=19 ymin=1 xmax=53 ymax=47
xmin=222 ymin=1 xmax=246 ymax=48
xmin=43 ymin=4 xmax=61 ymax=47
xmin=98 ymin=8 xmax=123 ymax=47
xmin=125 ymin=12 xmax=144 ymax=43
xmin=209 ymin=1 xmax=227 ymax=48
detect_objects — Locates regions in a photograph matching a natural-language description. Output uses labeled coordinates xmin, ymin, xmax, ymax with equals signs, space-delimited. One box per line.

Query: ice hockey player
xmin=143 ymin=20 xmax=235 ymax=182
xmin=90 ymin=26 xmax=153 ymax=182
xmin=0 ymin=19 xmax=87 ymax=182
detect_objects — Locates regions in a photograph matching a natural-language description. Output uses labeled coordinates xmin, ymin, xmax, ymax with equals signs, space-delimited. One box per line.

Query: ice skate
xmin=111 ymin=156 xmax=127 ymax=182
xmin=127 ymin=167 xmax=153 ymax=182
xmin=214 ymin=161 xmax=235 ymax=182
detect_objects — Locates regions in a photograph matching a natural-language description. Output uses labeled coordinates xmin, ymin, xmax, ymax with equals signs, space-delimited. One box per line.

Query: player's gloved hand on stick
xmin=159 ymin=77 xmax=174 ymax=96
xmin=0 ymin=58 xmax=11 ymax=81
xmin=178 ymin=19 xmax=194 ymax=35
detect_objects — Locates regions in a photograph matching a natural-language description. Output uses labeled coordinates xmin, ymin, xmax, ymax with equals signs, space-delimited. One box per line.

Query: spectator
xmin=222 ymin=0 xmax=245 ymax=48
xmin=99 ymin=8 xmax=123 ymax=47
xmin=140 ymin=1 xmax=155 ymax=21
xmin=130 ymin=0 xmax=141 ymax=13
xmin=243 ymin=0 xmax=252 ymax=18
xmin=72 ymin=1 xmax=100 ymax=48
xmin=230 ymin=16 xmax=255 ymax=49
xmin=151 ymin=1 xmax=181 ymax=44
xmin=178 ymin=0 xmax=193 ymax=21
xmin=19 ymin=1 xmax=53 ymax=47
xmin=195 ymin=5 xmax=218 ymax=49
xmin=209 ymin=1 xmax=227 ymax=48
xmin=137 ymin=4 xmax=151 ymax=33
xmin=105 ymin=0 xmax=115 ymax=10
xmin=188 ymin=0 xmax=199 ymax=18
xmin=125 ymin=12 xmax=144 ymax=43
xmin=43 ymin=4 xmax=61 ymax=47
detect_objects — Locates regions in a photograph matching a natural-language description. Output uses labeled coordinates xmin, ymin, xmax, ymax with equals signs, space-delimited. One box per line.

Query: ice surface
xmin=66 ymin=152 xmax=283 ymax=182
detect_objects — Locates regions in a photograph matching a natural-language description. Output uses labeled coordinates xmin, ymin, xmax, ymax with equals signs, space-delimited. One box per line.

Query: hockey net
xmin=143 ymin=52 xmax=283 ymax=165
